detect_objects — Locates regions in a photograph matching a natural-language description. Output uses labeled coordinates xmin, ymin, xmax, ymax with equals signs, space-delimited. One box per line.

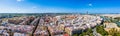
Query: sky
xmin=0 ymin=0 xmax=120 ymax=13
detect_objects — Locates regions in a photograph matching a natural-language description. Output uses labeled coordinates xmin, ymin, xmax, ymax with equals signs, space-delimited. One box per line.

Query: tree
xmin=73 ymin=34 xmax=78 ymax=36
xmin=96 ymin=25 xmax=108 ymax=36
xmin=79 ymin=28 xmax=93 ymax=36
xmin=108 ymin=28 xmax=120 ymax=36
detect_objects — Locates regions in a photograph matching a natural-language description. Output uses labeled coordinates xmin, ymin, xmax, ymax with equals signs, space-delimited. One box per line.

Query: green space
xmin=96 ymin=25 xmax=108 ymax=36
xmin=72 ymin=28 xmax=93 ymax=36
xmin=79 ymin=28 xmax=93 ymax=36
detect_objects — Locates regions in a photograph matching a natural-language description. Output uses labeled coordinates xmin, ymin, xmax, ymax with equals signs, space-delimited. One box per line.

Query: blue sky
xmin=0 ymin=0 xmax=120 ymax=13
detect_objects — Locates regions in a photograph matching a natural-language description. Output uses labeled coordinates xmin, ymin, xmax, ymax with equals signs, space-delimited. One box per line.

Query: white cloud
xmin=16 ymin=0 xmax=23 ymax=2
xmin=32 ymin=6 xmax=37 ymax=9
xmin=88 ymin=3 xmax=92 ymax=7
xmin=0 ymin=6 xmax=78 ymax=13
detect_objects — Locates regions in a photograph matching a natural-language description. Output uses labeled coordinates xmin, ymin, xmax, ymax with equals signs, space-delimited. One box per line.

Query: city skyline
xmin=0 ymin=0 xmax=120 ymax=13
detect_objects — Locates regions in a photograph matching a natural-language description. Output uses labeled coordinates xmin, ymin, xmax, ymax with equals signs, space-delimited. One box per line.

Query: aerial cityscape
xmin=0 ymin=13 xmax=120 ymax=36
xmin=1 ymin=0 xmax=120 ymax=36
